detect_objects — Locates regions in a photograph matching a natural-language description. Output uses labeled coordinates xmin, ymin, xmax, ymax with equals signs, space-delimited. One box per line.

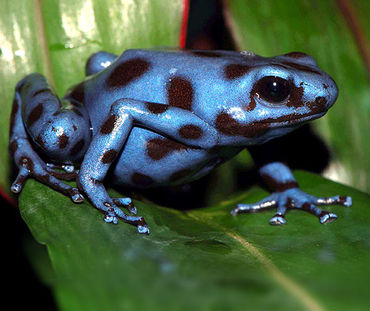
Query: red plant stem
xmin=179 ymin=0 xmax=190 ymax=48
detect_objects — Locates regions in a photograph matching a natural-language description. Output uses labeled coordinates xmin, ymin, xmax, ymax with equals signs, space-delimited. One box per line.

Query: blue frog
xmin=9 ymin=49 xmax=352 ymax=234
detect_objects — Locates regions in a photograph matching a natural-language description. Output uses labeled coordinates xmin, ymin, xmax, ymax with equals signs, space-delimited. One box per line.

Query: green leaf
xmin=20 ymin=172 xmax=370 ymax=311
xmin=223 ymin=0 xmax=370 ymax=192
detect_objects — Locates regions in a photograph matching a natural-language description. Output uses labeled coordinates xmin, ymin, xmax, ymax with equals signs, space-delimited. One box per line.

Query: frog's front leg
xmin=231 ymin=162 xmax=352 ymax=225
xmin=77 ymin=99 xmax=218 ymax=234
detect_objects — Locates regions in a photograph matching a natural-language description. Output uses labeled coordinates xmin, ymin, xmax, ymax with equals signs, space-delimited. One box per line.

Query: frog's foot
xmin=112 ymin=197 xmax=137 ymax=215
xmin=231 ymin=188 xmax=352 ymax=225
xmin=102 ymin=201 xmax=149 ymax=234
xmin=11 ymin=142 xmax=84 ymax=203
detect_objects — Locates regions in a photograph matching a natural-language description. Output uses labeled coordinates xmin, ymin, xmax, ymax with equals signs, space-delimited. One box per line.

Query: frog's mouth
xmin=257 ymin=111 xmax=326 ymax=127
xmin=256 ymin=95 xmax=330 ymax=127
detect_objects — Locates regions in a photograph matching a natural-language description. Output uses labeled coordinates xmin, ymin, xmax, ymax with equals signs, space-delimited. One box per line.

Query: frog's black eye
xmin=254 ymin=76 xmax=291 ymax=103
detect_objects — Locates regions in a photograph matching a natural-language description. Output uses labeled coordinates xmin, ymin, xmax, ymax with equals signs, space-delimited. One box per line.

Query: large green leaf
xmin=223 ymin=0 xmax=370 ymax=192
xmin=21 ymin=172 xmax=370 ymax=310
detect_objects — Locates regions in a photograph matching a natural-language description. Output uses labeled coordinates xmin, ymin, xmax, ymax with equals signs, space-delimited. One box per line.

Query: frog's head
xmin=215 ymin=51 xmax=338 ymax=145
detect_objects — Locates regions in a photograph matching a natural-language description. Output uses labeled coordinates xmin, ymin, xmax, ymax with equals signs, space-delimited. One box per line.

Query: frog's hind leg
xmin=85 ymin=51 xmax=118 ymax=76
xmin=9 ymin=73 xmax=91 ymax=202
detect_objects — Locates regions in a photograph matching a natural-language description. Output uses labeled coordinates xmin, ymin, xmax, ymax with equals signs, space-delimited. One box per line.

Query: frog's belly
xmin=112 ymin=127 xmax=235 ymax=188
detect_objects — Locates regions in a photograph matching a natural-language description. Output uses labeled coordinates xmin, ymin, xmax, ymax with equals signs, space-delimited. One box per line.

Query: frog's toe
xmin=102 ymin=202 xmax=149 ymax=234
xmin=314 ymin=195 xmax=352 ymax=208
xmin=104 ymin=212 xmax=119 ymax=224
xmin=71 ymin=188 xmax=84 ymax=203
xmin=113 ymin=197 xmax=137 ymax=215
xmin=231 ymin=195 xmax=277 ymax=215
xmin=47 ymin=163 xmax=76 ymax=174
xmin=137 ymin=224 xmax=150 ymax=235
xmin=319 ymin=212 xmax=338 ymax=224
xmin=269 ymin=215 xmax=287 ymax=225
xmin=11 ymin=168 xmax=29 ymax=194
xmin=122 ymin=214 xmax=150 ymax=235
xmin=62 ymin=164 xmax=75 ymax=173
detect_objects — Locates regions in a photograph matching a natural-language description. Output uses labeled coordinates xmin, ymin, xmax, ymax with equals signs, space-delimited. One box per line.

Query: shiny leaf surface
xmin=21 ymin=172 xmax=370 ymax=310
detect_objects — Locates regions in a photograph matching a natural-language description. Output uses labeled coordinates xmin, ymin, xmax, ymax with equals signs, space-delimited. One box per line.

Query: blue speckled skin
xmin=9 ymin=49 xmax=352 ymax=234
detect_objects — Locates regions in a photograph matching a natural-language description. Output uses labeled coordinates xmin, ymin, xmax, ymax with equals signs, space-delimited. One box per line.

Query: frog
xmin=9 ymin=48 xmax=352 ymax=234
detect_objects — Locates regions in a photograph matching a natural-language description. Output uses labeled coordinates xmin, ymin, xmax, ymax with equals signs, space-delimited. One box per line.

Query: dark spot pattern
xmin=338 ymin=196 xmax=348 ymax=205
xmin=38 ymin=174 xmax=51 ymax=185
xmin=189 ymin=50 xmax=222 ymax=58
xmin=261 ymin=173 xmax=299 ymax=192
xmin=318 ymin=211 xmax=334 ymax=221
xmin=215 ymin=113 xmax=269 ymax=138
xmin=26 ymin=103 xmax=43 ymax=127
xmin=69 ymin=82 xmax=85 ymax=102
xmin=48 ymin=169 xmax=77 ymax=181
xmin=9 ymin=140 xmax=18 ymax=155
xmin=323 ymin=84 xmax=328 ymax=89
xmin=146 ymin=102 xmax=168 ymax=114
xmin=307 ymin=96 xmax=327 ymax=113
xmin=243 ymin=85 xmax=258 ymax=112
xmin=72 ymin=107 xmax=83 ymax=117
xmin=101 ymin=149 xmax=117 ymax=164
xmin=286 ymin=85 xmax=304 ymax=108
xmin=283 ymin=52 xmax=308 ymax=59
xmin=90 ymin=177 xmax=101 ymax=185
xmin=100 ymin=115 xmax=119 ymax=134
xmin=70 ymin=139 xmax=85 ymax=156
xmin=178 ymin=124 xmax=203 ymax=139
xmin=131 ymin=172 xmax=154 ymax=187
xmin=167 ymin=77 xmax=194 ymax=110
xmin=244 ymin=99 xmax=256 ymax=112
xmin=260 ymin=96 xmax=328 ymax=124
xmin=225 ymin=64 xmax=251 ymax=80
xmin=282 ymin=61 xmax=321 ymax=75
xmin=32 ymin=88 xmax=51 ymax=97
xmin=169 ymin=168 xmax=192 ymax=182
xmin=9 ymin=99 xmax=19 ymax=135
xmin=107 ymin=58 xmax=150 ymax=88
xmin=146 ymin=138 xmax=188 ymax=160
xmin=19 ymin=156 xmax=34 ymax=172
xmin=58 ymin=133 xmax=69 ymax=149
xmin=35 ymin=135 xmax=45 ymax=149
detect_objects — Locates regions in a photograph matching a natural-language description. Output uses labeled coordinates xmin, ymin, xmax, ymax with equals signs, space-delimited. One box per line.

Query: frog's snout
xmin=314 ymin=75 xmax=338 ymax=111
xmin=325 ymin=76 xmax=339 ymax=109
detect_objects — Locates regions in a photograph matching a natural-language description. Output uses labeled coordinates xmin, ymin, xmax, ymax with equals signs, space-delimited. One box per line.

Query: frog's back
xmin=84 ymin=49 xmax=250 ymax=131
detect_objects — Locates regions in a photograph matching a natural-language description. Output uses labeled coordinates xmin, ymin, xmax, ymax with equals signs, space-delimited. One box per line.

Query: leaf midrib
xmin=187 ymin=211 xmax=327 ymax=311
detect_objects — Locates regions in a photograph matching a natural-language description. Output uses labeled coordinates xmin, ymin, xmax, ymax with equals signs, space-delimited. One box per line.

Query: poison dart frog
xmin=9 ymin=49 xmax=352 ymax=234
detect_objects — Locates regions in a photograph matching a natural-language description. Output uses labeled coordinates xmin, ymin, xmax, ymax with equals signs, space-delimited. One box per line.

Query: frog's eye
xmin=255 ymin=76 xmax=291 ymax=103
